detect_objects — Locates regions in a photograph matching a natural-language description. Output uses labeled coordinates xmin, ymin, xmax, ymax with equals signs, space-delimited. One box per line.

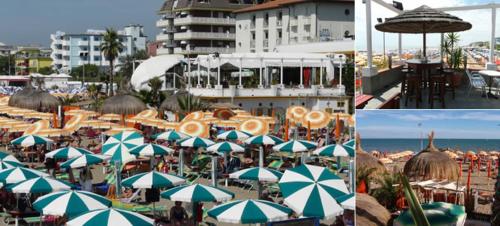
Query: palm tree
xmin=148 ymin=77 xmax=164 ymax=108
xmin=371 ymin=173 xmax=401 ymax=211
xmin=177 ymin=94 xmax=205 ymax=115
xmin=356 ymin=166 xmax=377 ymax=193
xmin=100 ymin=28 xmax=124 ymax=96
xmin=87 ymin=84 xmax=101 ymax=111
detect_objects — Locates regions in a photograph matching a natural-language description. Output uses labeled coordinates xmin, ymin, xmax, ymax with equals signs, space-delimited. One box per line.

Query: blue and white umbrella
xmin=337 ymin=193 xmax=355 ymax=210
xmin=343 ymin=139 xmax=355 ymax=148
xmin=272 ymin=140 xmax=318 ymax=153
xmin=0 ymin=160 xmax=24 ymax=170
xmin=244 ymin=135 xmax=283 ymax=145
xmin=45 ymin=147 xmax=93 ymax=159
xmin=153 ymin=131 xmax=189 ymax=141
xmin=161 ymin=184 xmax=234 ymax=202
xmin=102 ymin=131 xmax=144 ymax=164
xmin=217 ymin=130 xmax=252 ymax=140
xmin=0 ymin=151 xmax=21 ymax=163
xmin=60 ymin=154 xmax=110 ymax=169
xmin=129 ymin=144 xmax=174 ymax=157
xmin=11 ymin=135 xmax=53 ymax=147
xmin=229 ymin=167 xmax=283 ymax=182
xmin=207 ymin=199 xmax=292 ymax=224
xmin=122 ymin=171 xmax=185 ymax=189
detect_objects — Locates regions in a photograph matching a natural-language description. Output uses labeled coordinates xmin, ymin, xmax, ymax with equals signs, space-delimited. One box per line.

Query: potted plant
xmin=442 ymin=33 xmax=464 ymax=87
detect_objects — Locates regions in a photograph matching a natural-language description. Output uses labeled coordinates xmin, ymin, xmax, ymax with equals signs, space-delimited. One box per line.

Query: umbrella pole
xmin=15 ymin=194 xmax=19 ymax=226
xmin=259 ymin=146 xmax=264 ymax=167
xmin=115 ymin=161 xmax=122 ymax=197
xmin=211 ymin=156 xmax=217 ymax=187
xmin=179 ymin=148 xmax=184 ymax=177
xmin=423 ymin=32 xmax=427 ymax=58
xmin=349 ymin=158 xmax=354 ymax=193
xmin=192 ymin=202 xmax=198 ymax=226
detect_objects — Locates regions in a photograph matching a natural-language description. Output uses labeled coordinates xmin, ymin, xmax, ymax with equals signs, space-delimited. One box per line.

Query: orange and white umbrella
xmin=233 ymin=110 xmax=251 ymax=116
xmin=213 ymin=109 xmax=236 ymax=120
xmin=301 ymin=110 xmax=331 ymax=129
xmin=141 ymin=118 xmax=167 ymax=128
xmin=286 ymin=106 xmax=309 ymax=123
xmin=24 ymin=112 xmax=53 ymax=120
xmin=183 ymin=111 xmax=205 ymax=121
xmin=229 ymin=115 xmax=253 ymax=122
xmin=158 ymin=121 xmax=179 ymax=130
xmin=215 ymin=120 xmax=240 ymax=128
xmin=66 ymin=109 xmax=99 ymax=117
xmin=127 ymin=109 xmax=158 ymax=123
xmin=34 ymin=129 xmax=72 ymax=137
xmin=24 ymin=120 xmax=50 ymax=135
xmin=239 ymin=119 xmax=269 ymax=136
xmin=176 ymin=120 xmax=209 ymax=138
xmin=98 ymin=114 xmax=121 ymax=121
xmin=79 ymin=120 xmax=119 ymax=129
xmin=199 ymin=117 xmax=220 ymax=124
xmin=0 ymin=96 xmax=9 ymax=105
xmin=8 ymin=109 xmax=36 ymax=117
xmin=8 ymin=124 xmax=32 ymax=132
xmin=256 ymin=116 xmax=276 ymax=125
xmin=0 ymin=121 xmax=28 ymax=129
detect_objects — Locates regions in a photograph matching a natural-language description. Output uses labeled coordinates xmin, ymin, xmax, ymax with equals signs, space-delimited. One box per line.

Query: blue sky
xmin=0 ymin=0 xmax=162 ymax=46
xmin=356 ymin=110 xmax=500 ymax=139
xmin=356 ymin=0 xmax=500 ymax=52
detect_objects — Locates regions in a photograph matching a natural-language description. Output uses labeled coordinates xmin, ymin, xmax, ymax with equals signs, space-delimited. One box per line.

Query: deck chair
xmin=268 ymin=160 xmax=284 ymax=170
xmin=120 ymin=188 xmax=142 ymax=203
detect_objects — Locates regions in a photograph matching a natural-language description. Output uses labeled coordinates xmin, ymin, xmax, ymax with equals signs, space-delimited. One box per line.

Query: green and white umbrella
xmin=229 ymin=167 xmax=283 ymax=182
xmin=0 ymin=160 xmax=24 ymax=170
xmin=0 ymin=151 xmax=21 ymax=162
xmin=244 ymin=135 xmax=283 ymax=145
xmin=60 ymin=154 xmax=110 ymax=169
xmin=154 ymin=130 xmax=189 ymax=141
xmin=122 ymin=171 xmax=185 ymax=189
xmin=207 ymin=199 xmax=292 ymax=224
xmin=102 ymin=131 xmax=144 ymax=164
xmin=313 ymin=144 xmax=355 ymax=157
xmin=217 ymin=130 xmax=252 ymax=140
xmin=272 ymin=140 xmax=317 ymax=153
xmin=161 ymin=184 xmax=234 ymax=202
xmin=343 ymin=139 xmax=355 ymax=148
xmin=336 ymin=193 xmax=355 ymax=210
xmin=207 ymin=141 xmax=245 ymax=154
xmin=33 ymin=190 xmax=111 ymax=217
xmin=129 ymin=144 xmax=174 ymax=157
xmin=279 ymin=164 xmax=349 ymax=219
xmin=177 ymin=136 xmax=215 ymax=148
xmin=45 ymin=147 xmax=93 ymax=159
xmin=11 ymin=135 xmax=53 ymax=147
xmin=395 ymin=202 xmax=466 ymax=226
xmin=66 ymin=208 xmax=154 ymax=226
xmin=6 ymin=176 xmax=73 ymax=193
xmin=0 ymin=167 xmax=49 ymax=184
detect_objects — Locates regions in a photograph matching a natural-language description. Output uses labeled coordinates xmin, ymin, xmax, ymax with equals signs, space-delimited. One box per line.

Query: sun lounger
xmin=268 ymin=160 xmax=284 ymax=170
xmin=23 ymin=216 xmax=42 ymax=226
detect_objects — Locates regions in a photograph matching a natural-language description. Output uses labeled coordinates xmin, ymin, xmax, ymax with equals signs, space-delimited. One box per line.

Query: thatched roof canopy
xmin=8 ymin=86 xmax=35 ymax=107
xmin=356 ymin=193 xmax=392 ymax=226
xmin=356 ymin=133 xmax=386 ymax=173
xmin=159 ymin=90 xmax=189 ymax=112
xmin=403 ymin=131 xmax=460 ymax=181
xmin=101 ymin=94 xmax=147 ymax=115
xmin=9 ymin=88 xmax=60 ymax=112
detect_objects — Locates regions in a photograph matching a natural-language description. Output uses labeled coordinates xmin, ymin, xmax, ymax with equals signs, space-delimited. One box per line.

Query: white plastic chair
xmin=466 ymin=70 xmax=487 ymax=98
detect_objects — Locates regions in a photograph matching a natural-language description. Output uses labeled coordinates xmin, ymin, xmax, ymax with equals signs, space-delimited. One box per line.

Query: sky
xmin=356 ymin=0 xmax=500 ymax=53
xmin=356 ymin=110 xmax=500 ymax=139
xmin=0 ymin=0 xmax=163 ymax=47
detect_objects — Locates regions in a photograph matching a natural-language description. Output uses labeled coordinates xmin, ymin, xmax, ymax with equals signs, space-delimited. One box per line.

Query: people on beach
xmin=169 ymin=201 xmax=188 ymax=226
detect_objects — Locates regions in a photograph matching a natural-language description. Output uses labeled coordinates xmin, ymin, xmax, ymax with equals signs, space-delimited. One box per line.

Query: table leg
xmin=487 ymin=77 xmax=498 ymax=99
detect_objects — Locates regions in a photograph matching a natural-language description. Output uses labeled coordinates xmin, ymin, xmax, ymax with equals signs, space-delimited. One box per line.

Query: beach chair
xmin=466 ymin=70 xmax=487 ymax=98
xmin=268 ymin=160 xmax=284 ymax=170
xmin=23 ymin=216 xmax=42 ymax=226
xmin=120 ymin=189 xmax=142 ymax=203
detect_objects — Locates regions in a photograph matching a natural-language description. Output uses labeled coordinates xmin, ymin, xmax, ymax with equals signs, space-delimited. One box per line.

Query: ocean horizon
xmin=361 ymin=138 xmax=500 ymax=153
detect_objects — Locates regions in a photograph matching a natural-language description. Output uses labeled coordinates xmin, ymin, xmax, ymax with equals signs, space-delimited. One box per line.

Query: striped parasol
xmin=177 ymin=137 xmax=215 ymax=148
xmin=0 ymin=167 xmax=49 ymax=184
xmin=343 ymin=139 xmax=355 ymax=148
xmin=129 ymin=144 xmax=174 ymax=157
xmin=45 ymin=147 xmax=93 ymax=159
xmin=229 ymin=167 xmax=283 ymax=182
xmin=102 ymin=131 xmax=143 ymax=164
xmin=176 ymin=120 xmax=209 ymax=138
xmin=301 ymin=110 xmax=332 ymax=129
xmin=60 ymin=154 xmax=110 ymax=169
xmin=272 ymin=140 xmax=318 ymax=153
xmin=313 ymin=144 xmax=355 ymax=157
xmin=239 ymin=119 xmax=269 ymax=135
xmin=33 ymin=190 xmax=111 ymax=217
xmin=207 ymin=141 xmax=245 ymax=154
xmin=207 ymin=199 xmax=292 ymax=224
xmin=279 ymin=164 xmax=349 ymax=219
xmin=395 ymin=202 xmax=466 ymax=226
xmin=216 ymin=130 xmax=252 ymax=140
xmin=213 ymin=109 xmax=235 ymax=120
xmin=245 ymin=135 xmax=283 ymax=145
xmin=0 ymin=160 xmax=24 ymax=170
xmin=122 ymin=171 xmax=185 ymax=189
xmin=153 ymin=130 xmax=189 ymax=141
xmin=66 ymin=208 xmax=154 ymax=226
xmin=11 ymin=135 xmax=53 ymax=147
xmin=161 ymin=184 xmax=234 ymax=202
xmin=183 ymin=111 xmax=205 ymax=120
xmin=337 ymin=193 xmax=355 ymax=210
xmin=6 ymin=177 xmax=73 ymax=193
xmin=286 ymin=106 xmax=309 ymax=123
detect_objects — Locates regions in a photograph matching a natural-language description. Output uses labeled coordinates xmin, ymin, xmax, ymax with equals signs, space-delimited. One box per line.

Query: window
xmin=278 ymin=11 xmax=282 ymax=21
xmin=82 ymin=37 xmax=88 ymax=41
xmin=264 ymin=31 xmax=268 ymax=39
xmin=94 ymin=46 xmax=100 ymax=51
xmin=252 ymin=32 xmax=255 ymax=40
xmin=94 ymin=56 xmax=100 ymax=61
xmin=337 ymin=102 xmax=345 ymax=108
xmin=278 ymin=31 xmax=282 ymax=38
xmin=94 ymin=36 xmax=100 ymax=41
xmin=345 ymin=9 xmax=350 ymax=16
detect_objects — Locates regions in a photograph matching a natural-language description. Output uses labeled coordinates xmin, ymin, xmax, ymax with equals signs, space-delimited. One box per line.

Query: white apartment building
xmin=155 ymin=0 xmax=261 ymax=56
xmin=234 ymin=0 xmax=354 ymax=53
xmin=50 ymin=25 xmax=147 ymax=73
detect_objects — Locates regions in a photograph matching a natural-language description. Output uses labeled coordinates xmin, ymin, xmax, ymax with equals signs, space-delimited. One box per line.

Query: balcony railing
xmin=303 ymin=16 xmax=312 ymax=24
xmin=187 ymin=86 xmax=345 ymax=98
xmin=263 ymin=21 xmax=269 ymax=28
xmin=174 ymin=32 xmax=235 ymax=40
xmin=156 ymin=34 xmax=173 ymax=41
xmin=157 ymin=48 xmax=173 ymax=55
xmin=174 ymin=47 xmax=234 ymax=54
xmin=174 ymin=16 xmax=236 ymax=26
xmin=77 ymin=40 xmax=89 ymax=46
xmin=290 ymin=19 xmax=298 ymax=26
xmin=250 ymin=22 xmax=256 ymax=29
xmin=277 ymin=20 xmax=282 ymax=27
xmin=250 ymin=40 xmax=256 ymax=48
xmin=156 ymin=19 xmax=171 ymax=27
xmin=263 ymin=39 xmax=269 ymax=48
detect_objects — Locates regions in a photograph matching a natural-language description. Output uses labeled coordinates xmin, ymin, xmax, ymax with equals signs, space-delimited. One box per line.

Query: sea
xmin=361 ymin=138 xmax=500 ymax=153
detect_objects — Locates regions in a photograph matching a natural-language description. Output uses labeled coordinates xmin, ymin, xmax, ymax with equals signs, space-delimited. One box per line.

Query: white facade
xmin=235 ymin=1 xmax=354 ymax=53
xmin=50 ymin=25 xmax=147 ymax=73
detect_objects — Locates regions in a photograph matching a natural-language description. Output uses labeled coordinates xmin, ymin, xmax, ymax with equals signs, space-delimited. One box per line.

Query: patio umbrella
xmin=375 ymin=5 xmax=472 ymax=57
xmin=229 ymin=167 xmax=283 ymax=183
xmin=286 ymin=106 xmax=308 ymax=124
xmin=272 ymin=139 xmax=318 ymax=153
xmin=45 ymin=147 xmax=93 ymax=159
xmin=395 ymin=202 xmax=466 ymax=226
xmin=213 ymin=109 xmax=235 ymax=120
xmin=207 ymin=199 xmax=292 ymax=224
xmin=301 ymin=110 xmax=331 ymax=129
xmin=129 ymin=144 xmax=174 ymax=157
xmin=60 ymin=154 xmax=110 ymax=169
xmin=101 ymin=94 xmax=147 ymax=115
xmin=177 ymin=136 xmax=215 ymax=148
xmin=102 ymin=131 xmax=144 ymax=164
xmin=6 ymin=177 xmax=73 ymax=193
xmin=344 ymin=139 xmax=355 ymax=148
xmin=245 ymin=135 xmax=283 ymax=146
xmin=33 ymin=190 xmax=111 ymax=217
xmin=176 ymin=120 xmax=209 ymax=138
xmin=356 ymin=193 xmax=391 ymax=226
xmin=216 ymin=130 xmax=252 ymax=140
xmin=313 ymin=144 xmax=355 ymax=157
xmin=11 ymin=134 xmax=53 ymax=147
xmin=0 ymin=160 xmax=24 ymax=170
xmin=122 ymin=171 xmax=185 ymax=189
xmin=0 ymin=152 xmax=21 ymax=162
xmin=239 ymin=119 xmax=269 ymax=136
xmin=66 ymin=208 xmax=154 ymax=226
xmin=161 ymin=184 xmax=234 ymax=202
xmin=153 ymin=130 xmax=189 ymax=141
xmin=0 ymin=167 xmax=49 ymax=184
xmin=337 ymin=193 xmax=355 ymax=210
xmin=404 ymin=132 xmax=460 ymax=181
xmin=278 ymin=164 xmax=349 ymax=219
xmin=183 ymin=111 xmax=205 ymax=120
xmin=207 ymin=141 xmax=245 ymax=154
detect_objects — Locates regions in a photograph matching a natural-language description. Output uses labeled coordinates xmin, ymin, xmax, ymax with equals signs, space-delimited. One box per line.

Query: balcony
xmin=187 ymin=86 xmax=344 ymax=98
xmin=174 ymin=47 xmax=235 ymax=55
xmin=263 ymin=39 xmax=269 ymax=48
xmin=290 ymin=19 xmax=298 ymax=27
xmin=174 ymin=32 xmax=235 ymax=40
xmin=250 ymin=40 xmax=256 ymax=49
xmin=156 ymin=34 xmax=173 ymax=41
xmin=157 ymin=48 xmax=173 ymax=55
xmin=250 ymin=23 xmax=256 ymax=29
xmin=303 ymin=16 xmax=312 ymax=24
xmin=156 ymin=19 xmax=172 ymax=27
xmin=161 ymin=12 xmax=175 ymax=19
xmin=162 ymin=40 xmax=176 ymax=48
xmin=174 ymin=16 xmax=236 ymax=26
xmin=263 ymin=21 xmax=269 ymax=28
xmin=77 ymin=40 xmax=89 ymax=46
xmin=277 ymin=20 xmax=283 ymax=27
xmin=161 ymin=26 xmax=176 ymax=33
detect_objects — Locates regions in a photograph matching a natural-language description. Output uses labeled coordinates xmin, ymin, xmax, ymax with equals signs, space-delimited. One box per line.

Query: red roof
xmin=234 ymin=0 xmax=353 ymax=14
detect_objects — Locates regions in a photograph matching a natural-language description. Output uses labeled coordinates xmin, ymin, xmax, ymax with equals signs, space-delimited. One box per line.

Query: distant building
xmin=50 ymin=25 xmax=147 ymax=73
xmin=147 ymin=41 xmax=163 ymax=57
xmin=0 ymin=42 xmax=14 ymax=56
xmin=155 ymin=0 xmax=263 ymax=56
xmin=14 ymin=46 xmax=53 ymax=75
xmin=234 ymin=0 xmax=354 ymax=54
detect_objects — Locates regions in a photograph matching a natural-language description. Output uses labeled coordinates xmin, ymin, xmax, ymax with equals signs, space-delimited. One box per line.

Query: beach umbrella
xmin=395 ymin=202 xmax=466 ymax=226
xmin=343 ymin=139 xmax=355 ymax=148
xmin=183 ymin=111 xmax=205 ymax=120
xmin=337 ymin=193 xmax=355 ymax=210
xmin=0 ymin=167 xmax=49 ymax=184
xmin=33 ymin=190 xmax=111 ymax=217
xmin=0 ymin=160 xmax=24 ymax=170
xmin=356 ymin=193 xmax=391 ymax=226
xmin=207 ymin=141 xmax=245 ymax=154
xmin=0 ymin=152 xmax=21 ymax=163
xmin=313 ymin=144 xmax=355 ymax=157
xmin=245 ymin=135 xmax=283 ymax=145
xmin=272 ymin=139 xmax=317 ymax=153
xmin=207 ymin=199 xmax=292 ymax=224
xmin=229 ymin=167 xmax=283 ymax=182
xmin=176 ymin=120 xmax=210 ymax=138
xmin=286 ymin=106 xmax=308 ymax=123
xmin=161 ymin=184 xmax=234 ymax=202
xmin=101 ymin=94 xmax=147 ymax=115
xmin=66 ymin=208 xmax=154 ymax=226
xmin=216 ymin=130 xmax=251 ymax=140
xmin=129 ymin=144 xmax=174 ymax=157
xmin=239 ymin=119 xmax=269 ymax=136
xmin=153 ymin=130 xmax=189 ymax=141
xmin=301 ymin=110 xmax=331 ymax=129
xmin=6 ymin=177 xmax=73 ymax=193
xmin=122 ymin=171 xmax=185 ymax=189
xmin=60 ymin=154 xmax=110 ymax=169
xmin=11 ymin=135 xmax=53 ymax=147
xmin=213 ymin=109 xmax=235 ymax=120
xmin=279 ymin=164 xmax=349 ymax=219
xmin=102 ymin=131 xmax=143 ymax=164
xmin=177 ymin=136 xmax=215 ymax=148
xmin=45 ymin=147 xmax=93 ymax=159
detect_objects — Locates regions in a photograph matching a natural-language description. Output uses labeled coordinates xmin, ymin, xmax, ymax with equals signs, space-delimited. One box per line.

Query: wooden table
xmin=478 ymin=70 xmax=500 ymax=99
xmin=406 ymin=59 xmax=442 ymax=79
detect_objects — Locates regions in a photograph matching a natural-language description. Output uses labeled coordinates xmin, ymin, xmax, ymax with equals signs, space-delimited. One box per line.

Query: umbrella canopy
xmin=0 ymin=151 xmax=20 ymax=162
xmin=216 ymin=130 xmax=251 ymax=140
xmin=6 ymin=177 xmax=73 ymax=193
xmin=343 ymin=139 xmax=355 ymax=148
xmin=301 ymin=110 xmax=331 ymax=129
xmin=161 ymin=184 xmax=234 ymax=202
xmin=0 ymin=167 xmax=49 ymax=184
xmin=101 ymin=94 xmax=147 ymax=115
xmin=207 ymin=199 xmax=292 ymax=224
xmin=279 ymin=164 xmax=349 ymax=219
xmin=404 ymin=132 xmax=460 ymax=181
xmin=45 ymin=147 xmax=93 ymax=159
xmin=183 ymin=111 xmax=205 ymax=120
xmin=33 ymin=190 xmax=112 ymax=217
xmin=337 ymin=193 xmax=355 ymax=210
xmin=102 ymin=131 xmax=144 ymax=164
xmin=122 ymin=171 xmax=185 ymax=189
xmin=245 ymin=135 xmax=283 ymax=145
xmin=229 ymin=167 xmax=283 ymax=182
xmin=207 ymin=141 xmax=245 ymax=154
xmin=66 ymin=208 xmax=154 ymax=226
xmin=239 ymin=119 xmax=269 ymax=135
xmin=314 ymin=144 xmax=355 ymax=157
xmin=213 ymin=109 xmax=236 ymax=120
xmin=286 ymin=106 xmax=309 ymax=124
xmin=0 ymin=160 xmax=24 ymax=170
xmin=60 ymin=154 xmax=110 ymax=169
xmin=129 ymin=144 xmax=174 ymax=157
xmin=395 ymin=202 xmax=466 ymax=226
xmin=356 ymin=134 xmax=386 ymax=174
xmin=177 ymin=136 xmax=215 ymax=148
xmin=272 ymin=140 xmax=318 ymax=153
xmin=9 ymin=89 xmax=61 ymax=112
xmin=176 ymin=120 xmax=209 ymax=138
xmin=356 ymin=193 xmax=391 ymax=226
xmin=11 ymin=135 xmax=53 ymax=147
xmin=153 ymin=130 xmax=189 ymax=141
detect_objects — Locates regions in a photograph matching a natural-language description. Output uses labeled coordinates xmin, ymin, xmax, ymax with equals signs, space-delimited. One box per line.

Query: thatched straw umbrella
xmin=356 ymin=193 xmax=391 ymax=226
xmin=403 ymin=131 xmax=460 ymax=181
xmin=356 ymin=133 xmax=386 ymax=173
xmin=101 ymin=94 xmax=147 ymax=116
xmin=8 ymin=85 xmax=35 ymax=107
xmin=159 ymin=90 xmax=190 ymax=113
xmin=9 ymin=88 xmax=60 ymax=113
